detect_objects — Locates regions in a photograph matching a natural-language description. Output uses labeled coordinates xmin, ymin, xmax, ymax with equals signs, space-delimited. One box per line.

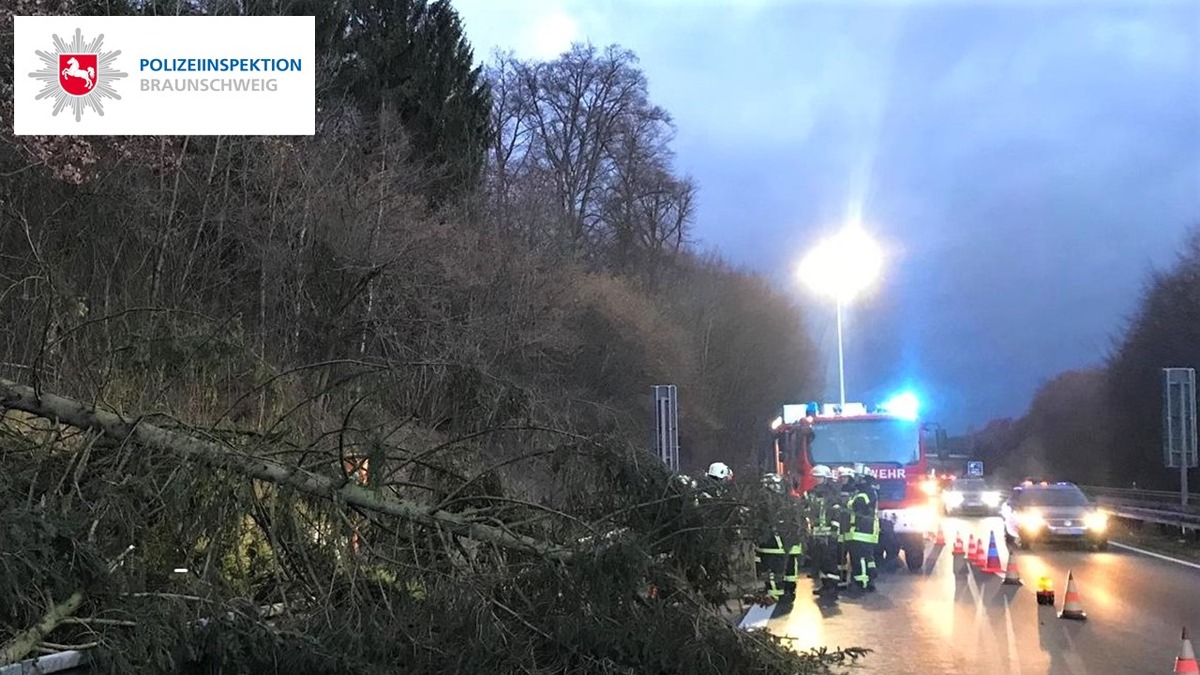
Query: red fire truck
xmin=766 ymin=394 xmax=938 ymax=572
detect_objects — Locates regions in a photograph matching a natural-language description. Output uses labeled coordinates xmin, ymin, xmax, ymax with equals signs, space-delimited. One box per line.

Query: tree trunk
xmin=0 ymin=379 xmax=572 ymax=562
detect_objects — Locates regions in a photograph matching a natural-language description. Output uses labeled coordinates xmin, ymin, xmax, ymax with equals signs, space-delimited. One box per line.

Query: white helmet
xmin=836 ymin=466 xmax=856 ymax=480
xmin=706 ymin=462 xmax=732 ymax=482
xmin=812 ymin=465 xmax=833 ymax=480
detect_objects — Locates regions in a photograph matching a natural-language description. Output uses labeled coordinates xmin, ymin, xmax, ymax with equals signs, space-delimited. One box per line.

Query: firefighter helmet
xmin=706 ymin=462 xmax=732 ymax=482
xmin=812 ymin=464 xmax=833 ymax=479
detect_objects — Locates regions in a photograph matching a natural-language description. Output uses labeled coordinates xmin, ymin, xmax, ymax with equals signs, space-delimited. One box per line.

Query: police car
xmin=999 ymin=481 xmax=1108 ymax=551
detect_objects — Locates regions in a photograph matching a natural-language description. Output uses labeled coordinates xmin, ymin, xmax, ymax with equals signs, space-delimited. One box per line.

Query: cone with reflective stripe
xmin=1001 ymin=549 xmax=1023 ymax=585
xmin=984 ymin=531 xmax=1002 ymax=573
xmin=973 ymin=535 xmax=987 ymax=566
xmin=1176 ymin=627 xmax=1198 ymax=674
xmin=1058 ymin=571 xmax=1087 ymax=620
xmin=966 ymin=534 xmax=977 ymax=562
xmin=952 ymin=532 xmax=964 ymax=556
xmin=935 ymin=525 xmax=946 ymax=546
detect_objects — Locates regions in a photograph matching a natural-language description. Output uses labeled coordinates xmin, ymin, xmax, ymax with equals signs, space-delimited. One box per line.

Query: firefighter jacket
xmin=805 ymin=481 xmax=842 ymax=537
xmin=845 ymin=480 xmax=880 ymax=545
xmin=754 ymin=489 xmax=804 ymax=554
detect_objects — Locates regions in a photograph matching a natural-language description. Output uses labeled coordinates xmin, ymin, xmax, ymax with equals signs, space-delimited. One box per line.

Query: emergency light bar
xmin=821 ymin=402 xmax=867 ymax=416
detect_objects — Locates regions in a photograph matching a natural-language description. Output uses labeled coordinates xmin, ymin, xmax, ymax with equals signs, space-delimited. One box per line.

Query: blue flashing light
xmin=805 ymin=401 xmax=820 ymax=417
xmin=879 ymin=391 xmax=920 ymax=420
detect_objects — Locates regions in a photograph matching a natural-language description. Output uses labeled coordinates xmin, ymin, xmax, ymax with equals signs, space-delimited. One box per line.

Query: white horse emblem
xmin=60 ymin=57 xmax=96 ymax=90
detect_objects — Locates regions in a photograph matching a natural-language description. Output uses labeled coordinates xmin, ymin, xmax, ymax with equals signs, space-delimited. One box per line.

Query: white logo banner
xmin=13 ymin=15 xmax=315 ymax=135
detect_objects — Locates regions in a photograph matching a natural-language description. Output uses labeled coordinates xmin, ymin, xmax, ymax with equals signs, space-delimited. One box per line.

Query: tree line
xmin=969 ymin=226 xmax=1200 ymax=491
xmin=0 ymin=0 xmax=846 ymax=672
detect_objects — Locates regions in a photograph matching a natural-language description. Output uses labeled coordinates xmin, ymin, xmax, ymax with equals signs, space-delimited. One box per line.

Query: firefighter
xmin=773 ymin=474 xmax=805 ymax=599
xmin=845 ymin=464 xmax=881 ymax=594
xmin=833 ymin=466 xmax=857 ymax=588
xmin=753 ymin=473 xmax=802 ymax=606
xmin=805 ymin=464 xmax=843 ymax=598
xmin=699 ymin=461 xmax=733 ymax=501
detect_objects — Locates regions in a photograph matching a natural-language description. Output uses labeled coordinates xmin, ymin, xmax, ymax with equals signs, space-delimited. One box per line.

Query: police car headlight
xmin=1017 ymin=511 xmax=1045 ymax=530
xmin=943 ymin=491 xmax=964 ymax=507
xmin=981 ymin=491 xmax=1001 ymax=506
xmin=1084 ymin=511 xmax=1108 ymax=532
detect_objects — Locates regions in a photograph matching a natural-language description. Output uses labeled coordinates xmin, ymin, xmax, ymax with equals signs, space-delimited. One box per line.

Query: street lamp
xmin=797 ymin=225 xmax=883 ymax=407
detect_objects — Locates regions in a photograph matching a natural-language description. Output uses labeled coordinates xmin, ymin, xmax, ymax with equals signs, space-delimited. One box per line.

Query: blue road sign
xmin=966 ymin=461 xmax=983 ymax=477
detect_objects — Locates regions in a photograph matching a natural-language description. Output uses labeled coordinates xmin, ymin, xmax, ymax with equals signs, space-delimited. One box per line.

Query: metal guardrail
xmin=1079 ymin=485 xmax=1200 ymax=530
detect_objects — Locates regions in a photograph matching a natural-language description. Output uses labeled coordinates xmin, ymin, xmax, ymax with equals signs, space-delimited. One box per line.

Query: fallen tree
xmin=0 ymin=378 xmax=867 ymax=673
xmin=0 ymin=378 xmax=571 ymax=562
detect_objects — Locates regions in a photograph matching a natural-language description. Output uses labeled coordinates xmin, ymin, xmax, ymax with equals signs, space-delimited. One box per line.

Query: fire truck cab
xmin=766 ymin=396 xmax=936 ymax=572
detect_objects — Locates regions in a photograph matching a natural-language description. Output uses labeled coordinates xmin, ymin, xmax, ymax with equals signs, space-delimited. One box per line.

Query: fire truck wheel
xmin=903 ymin=542 xmax=924 ymax=572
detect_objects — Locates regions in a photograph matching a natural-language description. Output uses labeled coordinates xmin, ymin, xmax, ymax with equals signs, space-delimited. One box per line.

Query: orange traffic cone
xmin=1001 ymin=550 xmax=1023 ymax=585
xmin=973 ymin=536 xmax=988 ymax=566
xmin=1035 ymin=575 xmax=1054 ymax=605
xmin=1176 ymin=627 xmax=1199 ymax=674
xmin=935 ymin=525 xmax=946 ymax=546
xmin=966 ymin=534 xmax=977 ymax=562
xmin=1058 ymin=571 xmax=1087 ymax=620
xmin=983 ymin=532 xmax=1002 ymax=573
xmin=952 ymin=532 xmax=964 ymax=556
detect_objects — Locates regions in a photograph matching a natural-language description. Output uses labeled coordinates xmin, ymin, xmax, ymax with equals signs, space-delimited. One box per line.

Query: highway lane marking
xmin=1109 ymin=540 xmax=1200 ymax=571
xmin=738 ymin=603 xmax=775 ymax=630
xmin=1002 ymin=593 xmax=1023 ymax=675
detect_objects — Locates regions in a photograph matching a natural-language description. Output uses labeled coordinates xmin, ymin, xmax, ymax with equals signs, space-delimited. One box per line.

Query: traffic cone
xmin=973 ymin=536 xmax=987 ymax=566
xmin=983 ymin=532 xmax=1002 ymax=573
xmin=966 ymin=534 xmax=977 ymax=562
xmin=952 ymin=532 xmax=964 ymax=556
xmin=1001 ymin=550 xmax=1023 ymax=585
xmin=935 ymin=525 xmax=946 ymax=546
xmin=1058 ymin=571 xmax=1087 ymax=620
xmin=1175 ymin=627 xmax=1199 ymax=674
xmin=1035 ymin=575 xmax=1054 ymax=605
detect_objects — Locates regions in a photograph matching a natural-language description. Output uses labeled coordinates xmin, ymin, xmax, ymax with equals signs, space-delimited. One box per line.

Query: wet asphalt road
xmin=759 ymin=516 xmax=1200 ymax=674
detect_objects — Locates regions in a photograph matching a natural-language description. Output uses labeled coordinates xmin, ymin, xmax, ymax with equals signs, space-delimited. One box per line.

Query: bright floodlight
xmin=797 ymin=226 xmax=883 ymax=302
xmin=881 ymin=392 xmax=920 ymax=420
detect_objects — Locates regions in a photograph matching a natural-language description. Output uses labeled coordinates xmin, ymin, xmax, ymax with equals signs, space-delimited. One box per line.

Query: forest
xmin=0 ymin=1 xmax=859 ymax=672
xmin=969 ymin=226 xmax=1200 ymax=491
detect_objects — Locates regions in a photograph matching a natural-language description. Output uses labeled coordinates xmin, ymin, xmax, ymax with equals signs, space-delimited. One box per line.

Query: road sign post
xmin=653 ymin=385 xmax=679 ymax=473
xmin=1162 ymin=368 xmax=1198 ymax=506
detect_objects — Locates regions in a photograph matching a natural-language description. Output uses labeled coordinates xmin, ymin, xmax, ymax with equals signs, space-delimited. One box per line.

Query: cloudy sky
xmin=452 ymin=0 xmax=1200 ymax=433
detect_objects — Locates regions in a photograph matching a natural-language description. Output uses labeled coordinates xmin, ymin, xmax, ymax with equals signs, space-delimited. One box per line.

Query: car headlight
xmin=943 ymin=491 xmax=964 ymax=507
xmin=1016 ymin=511 xmax=1045 ymax=529
xmin=921 ymin=479 xmax=939 ymax=496
xmin=981 ymin=491 xmax=1001 ymax=506
xmin=1084 ymin=511 xmax=1108 ymax=532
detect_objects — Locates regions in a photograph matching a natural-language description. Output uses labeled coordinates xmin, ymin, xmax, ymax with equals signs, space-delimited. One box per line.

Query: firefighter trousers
xmin=755 ymin=549 xmax=787 ymax=600
xmin=809 ymin=534 xmax=842 ymax=592
xmin=847 ymin=541 xmax=878 ymax=591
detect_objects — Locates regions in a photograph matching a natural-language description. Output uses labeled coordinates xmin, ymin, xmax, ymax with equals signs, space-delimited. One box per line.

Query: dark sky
xmin=454 ymin=0 xmax=1200 ymax=433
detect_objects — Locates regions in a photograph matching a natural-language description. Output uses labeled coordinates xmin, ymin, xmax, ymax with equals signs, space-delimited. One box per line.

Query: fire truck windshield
xmin=808 ymin=418 xmax=920 ymax=465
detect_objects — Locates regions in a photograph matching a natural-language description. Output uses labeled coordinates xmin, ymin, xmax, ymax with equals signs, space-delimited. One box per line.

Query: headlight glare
xmin=981 ymin=491 xmax=1001 ymax=506
xmin=1084 ymin=511 xmax=1108 ymax=531
xmin=1017 ymin=511 xmax=1045 ymax=529
xmin=943 ymin=491 xmax=964 ymax=507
